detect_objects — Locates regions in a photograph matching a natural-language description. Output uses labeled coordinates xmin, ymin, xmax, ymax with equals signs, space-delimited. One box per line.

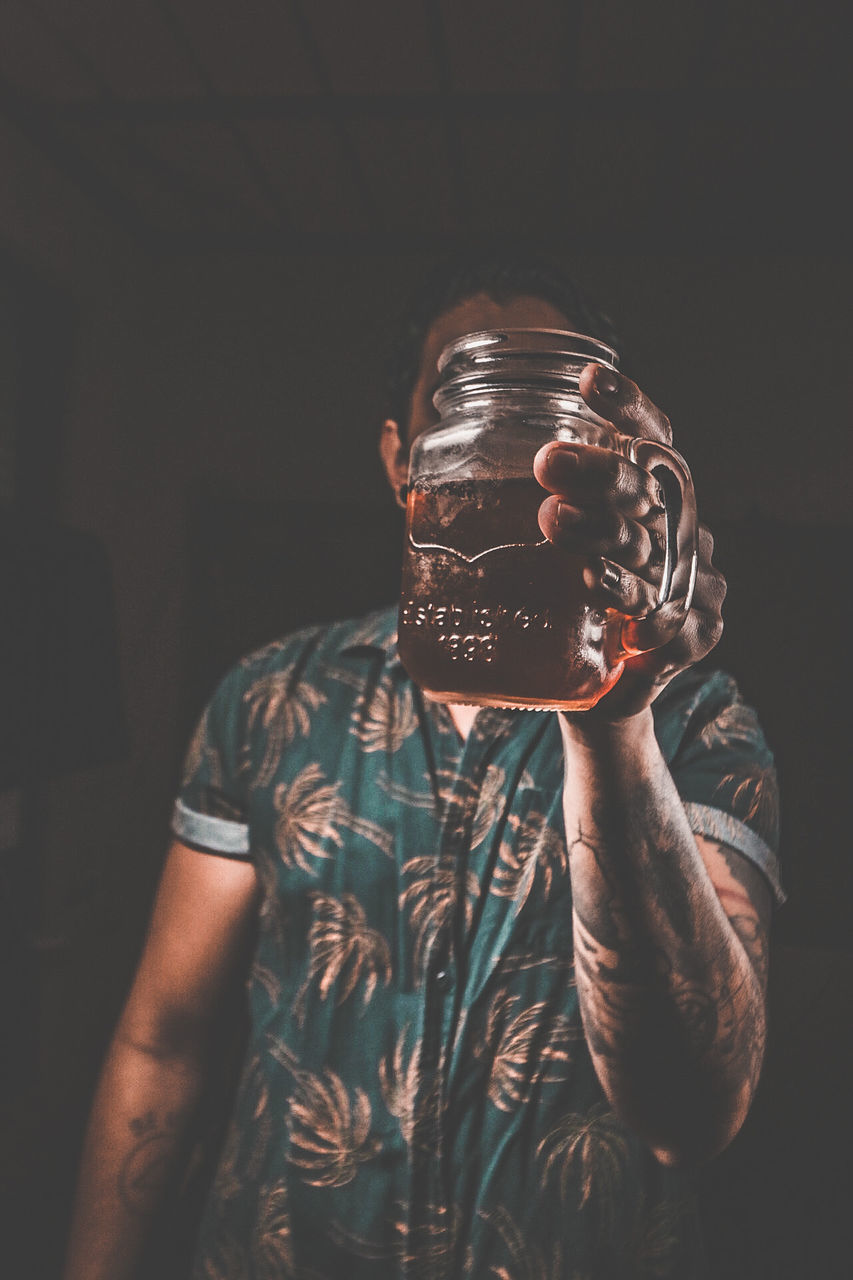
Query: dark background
xmin=0 ymin=2 xmax=850 ymax=1276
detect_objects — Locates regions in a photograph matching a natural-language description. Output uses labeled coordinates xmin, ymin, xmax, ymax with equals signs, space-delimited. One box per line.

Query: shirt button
xmin=434 ymin=969 xmax=453 ymax=992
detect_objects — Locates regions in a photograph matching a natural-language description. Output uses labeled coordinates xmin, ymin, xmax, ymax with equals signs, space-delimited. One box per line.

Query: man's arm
xmin=63 ymin=840 xmax=259 ymax=1280
xmin=560 ymin=710 xmax=772 ymax=1168
xmin=534 ymin=360 xmax=776 ymax=1166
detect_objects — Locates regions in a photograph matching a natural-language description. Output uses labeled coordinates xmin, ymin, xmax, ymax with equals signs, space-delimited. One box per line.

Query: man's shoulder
xmin=654 ymin=662 xmax=740 ymax=718
xmin=653 ymin=660 xmax=773 ymax=765
xmin=233 ymin=604 xmax=398 ymax=683
xmin=194 ymin=605 xmax=399 ymax=748
xmin=652 ymin=662 xmax=742 ymax=755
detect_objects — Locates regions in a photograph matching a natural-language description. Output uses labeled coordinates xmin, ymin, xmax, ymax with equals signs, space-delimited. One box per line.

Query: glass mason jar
xmin=397 ymin=328 xmax=698 ymax=711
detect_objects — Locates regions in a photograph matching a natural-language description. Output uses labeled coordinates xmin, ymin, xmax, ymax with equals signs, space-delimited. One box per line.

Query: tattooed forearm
xmin=729 ymin=913 xmax=769 ymax=990
xmin=118 ymin=1110 xmax=183 ymax=1216
xmin=559 ymin=712 xmax=770 ymax=1164
xmin=669 ymin=975 xmax=719 ymax=1054
xmin=708 ymin=837 xmax=772 ymax=992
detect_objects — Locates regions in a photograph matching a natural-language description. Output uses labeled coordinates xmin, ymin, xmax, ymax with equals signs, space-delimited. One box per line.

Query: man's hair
xmin=383 ymin=252 xmax=621 ymax=428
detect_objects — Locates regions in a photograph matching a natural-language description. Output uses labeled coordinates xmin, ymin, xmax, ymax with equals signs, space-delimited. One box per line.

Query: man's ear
xmin=379 ymin=418 xmax=409 ymax=502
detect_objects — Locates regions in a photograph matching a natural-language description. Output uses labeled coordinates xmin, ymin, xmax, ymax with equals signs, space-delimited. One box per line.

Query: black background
xmin=1 ymin=3 xmax=851 ymax=1276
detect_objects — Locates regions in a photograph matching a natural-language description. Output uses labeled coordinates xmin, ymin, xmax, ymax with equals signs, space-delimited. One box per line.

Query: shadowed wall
xmin=1 ymin=7 xmax=851 ymax=1272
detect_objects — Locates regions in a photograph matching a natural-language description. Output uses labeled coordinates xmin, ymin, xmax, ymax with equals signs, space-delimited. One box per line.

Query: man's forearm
xmin=63 ymin=1032 xmax=206 ymax=1280
xmin=559 ymin=708 xmax=766 ymax=1167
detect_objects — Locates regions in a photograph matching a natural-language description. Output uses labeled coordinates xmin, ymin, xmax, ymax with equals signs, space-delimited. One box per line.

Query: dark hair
xmin=383 ymin=251 xmax=621 ymax=427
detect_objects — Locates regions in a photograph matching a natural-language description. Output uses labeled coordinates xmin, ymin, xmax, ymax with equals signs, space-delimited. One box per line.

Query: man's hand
xmin=534 ymin=362 xmax=725 ymax=721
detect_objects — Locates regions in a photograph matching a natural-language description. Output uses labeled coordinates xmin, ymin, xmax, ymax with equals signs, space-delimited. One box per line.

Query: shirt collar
xmin=337 ymin=604 xmax=401 ymax=663
xmin=335 ymin=605 xmax=542 ymax=740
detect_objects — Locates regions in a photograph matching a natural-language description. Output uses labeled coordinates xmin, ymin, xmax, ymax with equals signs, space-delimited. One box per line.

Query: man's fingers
xmin=624 ymin=556 xmax=726 ymax=662
xmin=643 ymin=597 xmax=724 ymax=665
xmin=694 ymin=523 xmax=727 ymax=615
xmin=538 ymin=494 xmax=664 ymax=573
xmin=578 ymin=363 xmax=673 ymax=445
xmin=533 ymin=442 xmax=664 ymax=517
xmin=574 ymin=522 xmax=726 ymax=649
xmin=581 ymin=559 xmax=661 ymax=618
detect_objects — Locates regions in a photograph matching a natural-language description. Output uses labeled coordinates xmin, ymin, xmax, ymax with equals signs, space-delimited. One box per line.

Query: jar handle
xmin=619 ymin=438 xmax=699 ymax=656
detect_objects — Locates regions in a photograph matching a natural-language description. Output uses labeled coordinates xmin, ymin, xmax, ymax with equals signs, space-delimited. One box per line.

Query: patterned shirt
xmin=173 ymin=605 xmax=782 ymax=1280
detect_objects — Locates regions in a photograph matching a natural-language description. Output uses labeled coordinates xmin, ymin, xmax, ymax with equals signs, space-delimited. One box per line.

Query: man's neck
xmin=446 ymin=702 xmax=479 ymax=741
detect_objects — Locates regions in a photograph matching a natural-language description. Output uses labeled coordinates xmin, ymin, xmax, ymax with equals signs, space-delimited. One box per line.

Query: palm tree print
xmin=496 ymin=951 xmax=576 ymax=977
xmin=537 ymin=1103 xmax=629 ymax=1228
xmin=352 ymin=680 xmax=418 ymax=753
xmin=293 ymin=892 xmax=391 ymax=1025
xmin=400 ymin=856 xmax=480 ymax=975
xmin=470 ymin=764 xmax=508 ymax=847
xmin=338 ymin=610 xmax=394 ymax=651
xmin=267 ymin=1037 xmax=380 ymax=1190
xmin=285 ymin=1063 xmax=379 ymax=1188
xmin=492 ymin=810 xmax=569 ymax=914
xmin=251 ymin=1181 xmax=293 ymax=1278
xmin=429 ymin=765 xmax=468 ymax=818
xmin=327 ymin=1203 xmax=465 ymax=1277
xmin=199 ymin=1230 xmax=249 ymax=1280
xmin=180 ymin=706 xmax=222 ymax=791
xmin=428 ymin=761 xmax=507 ymax=847
xmin=477 ymin=990 xmax=576 ymax=1111
xmin=400 ymin=1203 xmax=472 ymax=1278
xmin=625 ymin=1197 xmax=687 ymax=1279
xmin=376 ymin=772 xmax=436 ymax=812
xmin=715 ymin=764 xmax=778 ymax=836
xmin=480 ymin=1205 xmax=565 ymax=1279
xmin=244 ymin=667 xmax=327 ymax=787
xmin=696 ymin=700 xmax=763 ymax=754
xmin=377 ymin=1027 xmax=443 ymax=1151
xmin=273 ymin=763 xmax=343 ymax=873
xmin=334 ymin=803 xmax=395 ymax=859
xmin=378 ymin=1027 xmax=421 ymax=1147
xmin=433 ymin=761 xmax=499 ymax=814
xmin=254 ymin=849 xmax=291 ymax=950
xmin=250 ymin=960 xmax=282 ymax=1008
xmin=239 ymin=636 xmax=292 ymax=668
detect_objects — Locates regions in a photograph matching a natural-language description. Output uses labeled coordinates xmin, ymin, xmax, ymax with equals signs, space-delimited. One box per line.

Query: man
xmin=64 ymin=257 xmax=782 ymax=1279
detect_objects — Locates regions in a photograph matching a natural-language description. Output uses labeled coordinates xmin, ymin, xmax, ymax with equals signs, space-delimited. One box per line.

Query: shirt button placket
xmin=427 ymin=826 xmax=467 ymax=1273
xmin=417 ymin=713 xmax=500 ymax=1276
xmin=412 ymin=940 xmax=454 ymax=1280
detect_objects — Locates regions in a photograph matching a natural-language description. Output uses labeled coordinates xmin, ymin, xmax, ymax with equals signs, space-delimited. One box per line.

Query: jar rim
xmin=436 ymin=327 xmax=619 ymax=374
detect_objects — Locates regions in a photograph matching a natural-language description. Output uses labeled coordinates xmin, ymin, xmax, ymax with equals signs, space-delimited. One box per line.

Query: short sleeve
xmin=657 ymin=669 xmax=785 ymax=905
xmin=171 ymin=664 xmax=251 ymax=860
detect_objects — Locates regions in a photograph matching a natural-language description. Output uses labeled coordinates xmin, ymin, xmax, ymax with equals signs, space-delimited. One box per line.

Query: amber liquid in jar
xmin=397 ymin=476 xmax=626 ymax=711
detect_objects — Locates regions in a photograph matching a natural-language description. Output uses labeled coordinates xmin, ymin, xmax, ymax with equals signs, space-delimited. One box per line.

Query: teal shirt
xmin=173 ymin=606 xmax=782 ymax=1279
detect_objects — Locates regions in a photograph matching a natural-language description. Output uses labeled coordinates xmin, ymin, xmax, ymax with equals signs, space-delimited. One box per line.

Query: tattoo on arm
xmin=707 ymin=838 xmax=772 ymax=991
xmin=729 ymin=912 xmax=769 ymax=991
xmin=568 ymin=808 xmax=770 ymax=1107
xmin=118 ymin=1110 xmax=182 ymax=1216
xmin=668 ymin=976 xmax=719 ymax=1054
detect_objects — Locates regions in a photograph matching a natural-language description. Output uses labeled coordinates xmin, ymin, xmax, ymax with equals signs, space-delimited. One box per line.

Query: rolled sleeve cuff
xmin=171 ymin=798 xmax=251 ymax=858
xmin=683 ymin=801 xmax=785 ymax=905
